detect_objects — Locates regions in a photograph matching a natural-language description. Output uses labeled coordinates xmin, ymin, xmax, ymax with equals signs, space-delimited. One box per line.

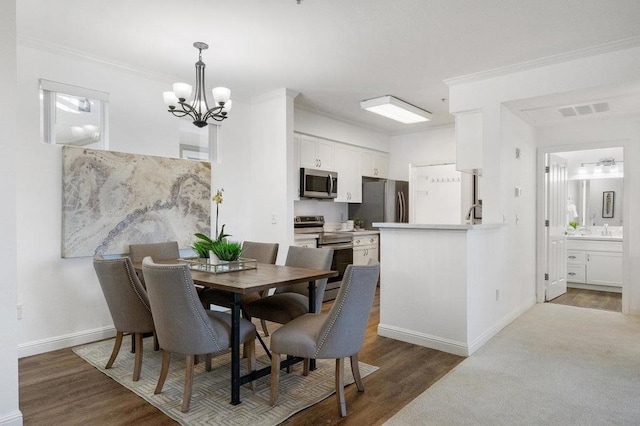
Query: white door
xmin=545 ymin=154 xmax=568 ymax=301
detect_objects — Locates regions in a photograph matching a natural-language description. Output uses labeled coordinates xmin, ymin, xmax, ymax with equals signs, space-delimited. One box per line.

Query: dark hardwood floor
xmin=548 ymin=287 xmax=621 ymax=312
xmin=19 ymin=289 xmax=464 ymax=425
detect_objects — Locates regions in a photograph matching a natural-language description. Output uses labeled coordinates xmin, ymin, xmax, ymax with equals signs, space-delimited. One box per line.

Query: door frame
xmin=536 ymin=140 xmax=628 ymax=313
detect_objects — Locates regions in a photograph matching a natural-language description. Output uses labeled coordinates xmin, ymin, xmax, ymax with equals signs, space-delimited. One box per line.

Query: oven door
xmin=300 ymin=168 xmax=338 ymax=199
xmin=322 ymin=242 xmax=353 ymax=284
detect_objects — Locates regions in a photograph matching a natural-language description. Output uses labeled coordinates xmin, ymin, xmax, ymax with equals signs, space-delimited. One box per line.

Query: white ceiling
xmin=16 ymin=0 xmax=640 ymax=134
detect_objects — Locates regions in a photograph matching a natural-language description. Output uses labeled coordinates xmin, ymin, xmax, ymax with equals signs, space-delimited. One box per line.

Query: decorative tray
xmin=178 ymin=258 xmax=258 ymax=274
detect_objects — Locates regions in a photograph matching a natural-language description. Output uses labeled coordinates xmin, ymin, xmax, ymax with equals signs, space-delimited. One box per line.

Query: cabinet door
xmin=299 ymin=135 xmax=319 ymax=169
xmin=334 ymin=144 xmax=362 ymax=203
xmin=372 ymin=152 xmax=389 ymax=179
xmin=587 ymin=251 xmax=622 ymax=286
xmin=353 ymin=247 xmax=369 ymax=265
xmin=316 ymin=139 xmax=335 ymax=171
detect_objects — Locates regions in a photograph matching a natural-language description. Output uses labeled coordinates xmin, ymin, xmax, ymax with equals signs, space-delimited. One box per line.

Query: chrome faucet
xmin=465 ymin=203 xmax=482 ymax=224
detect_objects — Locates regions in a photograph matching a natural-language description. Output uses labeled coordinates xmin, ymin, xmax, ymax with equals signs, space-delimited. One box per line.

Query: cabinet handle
xmin=568 ymin=272 xmax=576 ymax=276
xmin=568 ymin=256 xmax=576 ymax=259
xmin=587 ymin=254 xmax=590 ymax=262
xmin=355 ymin=239 xmax=360 ymax=244
xmin=319 ymin=159 xmax=322 ymax=167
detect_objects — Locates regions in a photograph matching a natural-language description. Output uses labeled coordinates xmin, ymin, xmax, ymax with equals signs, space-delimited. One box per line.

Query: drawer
xmin=353 ymin=235 xmax=379 ymax=247
xmin=567 ymin=250 xmax=585 ymax=264
xmin=567 ymin=264 xmax=586 ymax=283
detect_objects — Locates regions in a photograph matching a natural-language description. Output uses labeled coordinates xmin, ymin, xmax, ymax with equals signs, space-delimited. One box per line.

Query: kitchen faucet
xmin=465 ymin=202 xmax=482 ymax=224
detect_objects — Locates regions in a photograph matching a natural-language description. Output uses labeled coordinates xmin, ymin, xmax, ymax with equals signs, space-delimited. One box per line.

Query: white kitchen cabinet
xmin=361 ymin=149 xmax=388 ymax=178
xmin=299 ymin=134 xmax=335 ymax=171
xmin=334 ymin=144 xmax=362 ymax=203
xmin=294 ymin=236 xmax=317 ymax=248
xmin=455 ymin=110 xmax=483 ymax=174
xmin=566 ymin=239 xmax=622 ymax=288
xmin=353 ymin=234 xmax=379 ymax=265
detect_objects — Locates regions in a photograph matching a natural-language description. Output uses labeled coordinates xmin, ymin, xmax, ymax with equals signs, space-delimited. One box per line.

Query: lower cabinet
xmin=294 ymin=237 xmax=317 ymax=248
xmin=353 ymin=234 xmax=379 ymax=265
xmin=566 ymin=239 xmax=622 ymax=288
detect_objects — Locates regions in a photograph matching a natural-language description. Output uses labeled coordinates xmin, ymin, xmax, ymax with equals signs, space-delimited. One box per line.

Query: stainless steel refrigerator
xmin=348 ymin=177 xmax=409 ymax=229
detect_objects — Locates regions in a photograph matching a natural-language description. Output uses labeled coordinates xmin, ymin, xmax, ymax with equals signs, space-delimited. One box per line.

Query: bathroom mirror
xmin=568 ymin=177 xmax=623 ymax=226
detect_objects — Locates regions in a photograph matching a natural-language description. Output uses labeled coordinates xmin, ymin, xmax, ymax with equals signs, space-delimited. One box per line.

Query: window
xmin=179 ymin=119 xmax=219 ymax=162
xmin=40 ymin=79 xmax=109 ymax=149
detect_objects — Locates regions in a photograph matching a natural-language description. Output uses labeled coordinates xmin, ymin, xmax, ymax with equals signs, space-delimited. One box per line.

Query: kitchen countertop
xmin=332 ymin=229 xmax=380 ymax=236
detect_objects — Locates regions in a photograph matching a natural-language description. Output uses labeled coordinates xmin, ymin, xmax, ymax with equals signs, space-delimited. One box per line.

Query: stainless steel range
xmin=294 ymin=216 xmax=353 ymax=302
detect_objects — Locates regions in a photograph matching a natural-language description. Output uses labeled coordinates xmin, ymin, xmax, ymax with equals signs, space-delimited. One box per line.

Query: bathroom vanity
xmin=566 ymin=235 xmax=622 ymax=292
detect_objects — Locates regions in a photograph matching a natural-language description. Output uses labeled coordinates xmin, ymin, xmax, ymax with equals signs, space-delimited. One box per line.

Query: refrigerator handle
xmin=397 ymin=191 xmax=403 ymax=222
xmin=400 ymin=191 xmax=407 ymax=222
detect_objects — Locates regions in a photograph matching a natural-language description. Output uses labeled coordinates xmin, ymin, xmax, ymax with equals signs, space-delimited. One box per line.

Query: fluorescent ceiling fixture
xmin=360 ymin=95 xmax=431 ymax=124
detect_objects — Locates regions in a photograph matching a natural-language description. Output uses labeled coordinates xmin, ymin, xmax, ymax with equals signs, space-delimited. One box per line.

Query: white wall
xmin=0 ymin=1 xmax=23 ymax=424
xmin=294 ymin=106 xmax=389 ymax=151
xmin=388 ymin=125 xmax=456 ymax=181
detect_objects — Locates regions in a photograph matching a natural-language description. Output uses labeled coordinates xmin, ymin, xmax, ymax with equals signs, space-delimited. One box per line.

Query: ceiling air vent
xmin=593 ymin=102 xmax=610 ymax=113
xmin=558 ymin=107 xmax=577 ymax=117
xmin=558 ymin=102 xmax=611 ymax=118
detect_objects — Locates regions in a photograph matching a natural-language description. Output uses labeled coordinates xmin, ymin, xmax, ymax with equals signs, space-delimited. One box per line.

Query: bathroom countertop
xmin=567 ymin=234 xmax=622 ymax=242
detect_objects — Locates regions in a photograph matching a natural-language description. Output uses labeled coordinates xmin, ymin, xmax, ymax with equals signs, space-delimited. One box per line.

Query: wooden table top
xmin=135 ymin=260 xmax=337 ymax=295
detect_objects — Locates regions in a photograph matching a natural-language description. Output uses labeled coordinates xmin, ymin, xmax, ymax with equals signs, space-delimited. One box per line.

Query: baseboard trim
xmin=18 ymin=326 xmax=116 ymax=358
xmin=377 ymin=324 xmax=469 ymax=357
xmin=467 ymin=298 xmax=536 ymax=355
xmin=0 ymin=410 xmax=23 ymax=426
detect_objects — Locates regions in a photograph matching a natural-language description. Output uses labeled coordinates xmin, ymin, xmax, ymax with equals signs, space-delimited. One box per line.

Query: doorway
xmin=538 ymin=145 xmax=625 ymax=313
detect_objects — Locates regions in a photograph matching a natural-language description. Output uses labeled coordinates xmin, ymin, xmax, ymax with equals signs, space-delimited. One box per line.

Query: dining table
xmin=135 ymin=259 xmax=337 ymax=405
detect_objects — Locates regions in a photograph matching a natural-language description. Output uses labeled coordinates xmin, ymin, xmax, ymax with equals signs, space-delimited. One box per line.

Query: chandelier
xmin=163 ymin=42 xmax=232 ymax=128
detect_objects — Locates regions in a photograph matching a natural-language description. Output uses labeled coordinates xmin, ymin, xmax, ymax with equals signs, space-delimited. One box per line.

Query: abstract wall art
xmin=62 ymin=146 xmax=211 ymax=257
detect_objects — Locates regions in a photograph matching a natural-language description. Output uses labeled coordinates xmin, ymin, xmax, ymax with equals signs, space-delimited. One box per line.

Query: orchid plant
xmin=191 ymin=188 xmax=242 ymax=261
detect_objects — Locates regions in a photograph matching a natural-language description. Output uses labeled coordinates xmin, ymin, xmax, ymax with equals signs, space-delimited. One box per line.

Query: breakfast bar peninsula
xmin=374 ymin=222 xmax=521 ymax=357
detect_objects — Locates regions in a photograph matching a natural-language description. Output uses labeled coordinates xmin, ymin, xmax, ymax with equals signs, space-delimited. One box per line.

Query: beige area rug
xmin=386 ymin=303 xmax=640 ymax=425
xmin=73 ymin=336 xmax=377 ymax=426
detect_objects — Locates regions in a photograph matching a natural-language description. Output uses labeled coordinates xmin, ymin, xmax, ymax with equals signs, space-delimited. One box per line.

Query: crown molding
xmin=250 ymin=88 xmax=299 ymax=104
xmin=444 ymin=36 xmax=640 ymax=87
xmin=18 ymin=35 xmax=177 ymax=83
xmin=294 ymin=103 xmax=394 ymax=135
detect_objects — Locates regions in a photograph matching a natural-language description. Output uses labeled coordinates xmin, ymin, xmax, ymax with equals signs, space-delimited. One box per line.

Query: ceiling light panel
xmin=360 ymin=95 xmax=431 ymax=124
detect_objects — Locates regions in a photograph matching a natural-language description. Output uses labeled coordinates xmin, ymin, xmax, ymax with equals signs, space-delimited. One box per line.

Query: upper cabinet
xmin=361 ymin=150 xmax=388 ymax=178
xmin=334 ymin=144 xmax=362 ymax=203
xmin=299 ymin=134 xmax=335 ymax=171
xmin=455 ymin=110 xmax=483 ymax=174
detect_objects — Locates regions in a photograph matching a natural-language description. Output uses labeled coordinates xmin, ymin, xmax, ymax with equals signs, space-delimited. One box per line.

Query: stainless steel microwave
xmin=300 ymin=168 xmax=338 ymax=199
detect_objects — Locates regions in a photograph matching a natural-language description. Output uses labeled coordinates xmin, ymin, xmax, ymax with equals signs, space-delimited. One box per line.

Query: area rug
xmin=73 ymin=336 xmax=378 ymax=426
xmin=385 ymin=303 xmax=640 ymax=425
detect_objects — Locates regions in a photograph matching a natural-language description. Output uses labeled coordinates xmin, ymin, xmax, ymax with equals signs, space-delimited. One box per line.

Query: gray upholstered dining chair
xmin=269 ymin=262 xmax=380 ymax=417
xmin=129 ymin=241 xmax=180 ymax=268
xmin=243 ymin=246 xmax=334 ymax=330
xmin=141 ymin=257 xmax=257 ymax=413
xmin=92 ymin=255 xmax=156 ymax=381
xmin=199 ymin=241 xmax=279 ymax=335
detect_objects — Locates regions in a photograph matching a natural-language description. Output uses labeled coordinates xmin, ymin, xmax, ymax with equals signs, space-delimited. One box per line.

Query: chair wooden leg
xmin=182 ymin=355 xmax=195 ymax=413
xmin=133 ymin=333 xmax=143 ymax=381
xmin=245 ymin=340 xmax=256 ymax=391
xmin=270 ymin=352 xmax=281 ymax=406
xmin=155 ymin=350 xmax=171 ymax=394
xmin=335 ymin=358 xmax=347 ymax=417
xmin=350 ymin=353 xmax=364 ymax=392
xmin=153 ymin=332 xmax=160 ymax=351
xmin=204 ymin=353 xmax=212 ymax=371
xmin=260 ymin=319 xmax=270 ymax=337
xmin=303 ymin=358 xmax=310 ymax=376
xmin=105 ymin=331 xmax=123 ymax=369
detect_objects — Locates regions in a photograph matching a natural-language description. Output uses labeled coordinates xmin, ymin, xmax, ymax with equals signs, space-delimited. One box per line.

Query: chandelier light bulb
xmin=212 ymin=87 xmax=231 ymax=105
xmin=222 ymin=99 xmax=233 ymax=114
xmin=173 ymin=83 xmax=192 ymax=101
xmin=163 ymin=91 xmax=179 ymax=108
